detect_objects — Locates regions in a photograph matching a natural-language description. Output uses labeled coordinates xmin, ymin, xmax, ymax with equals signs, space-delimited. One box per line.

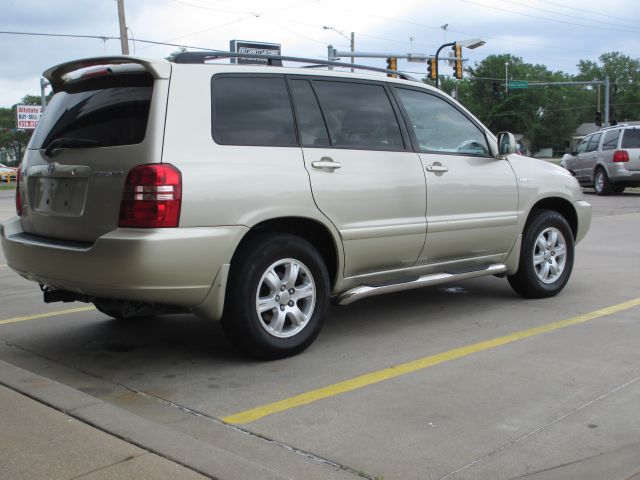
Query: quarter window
xmin=395 ymin=88 xmax=489 ymax=156
xmin=312 ymin=81 xmax=404 ymax=150
xmin=602 ymin=129 xmax=620 ymax=150
xmin=212 ymin=76 xmax=297 ymax=146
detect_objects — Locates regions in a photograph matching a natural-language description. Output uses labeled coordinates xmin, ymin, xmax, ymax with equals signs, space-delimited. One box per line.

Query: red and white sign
xmin=17 ymin=105 xmax=43 ymax=130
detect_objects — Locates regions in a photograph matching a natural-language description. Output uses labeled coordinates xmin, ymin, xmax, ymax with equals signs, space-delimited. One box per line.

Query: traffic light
xmin=386 ymin=57 xmax=397 ymax=78
xmin=428 ymin=57 xmax=437 ymax=81
xmin=595 ymin=111 xmax=602 ymax=127
xmin=452 ymin=43 xmax=463 ymax=80
xmin=492 ymin=81 xmax=501 ymax=97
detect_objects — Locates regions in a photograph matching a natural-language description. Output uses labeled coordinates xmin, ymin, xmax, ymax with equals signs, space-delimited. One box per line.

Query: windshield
xmin=30 ymin=85 xmax=153 ymax=150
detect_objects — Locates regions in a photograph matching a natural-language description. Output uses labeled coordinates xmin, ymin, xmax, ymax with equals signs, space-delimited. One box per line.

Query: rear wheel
xmin=221 ymin=233 xmax=329 ymax=359
xmin=508 ymin=210 xmax=574 ymax=298
xmin=594 ymin=168 xmax=612 ymax=196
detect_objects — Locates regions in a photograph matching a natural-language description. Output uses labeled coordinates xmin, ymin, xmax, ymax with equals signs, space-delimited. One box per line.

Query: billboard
xmin=17 ymin=105 xmax=43 ymax=130
xmin=230 ymin=40 xmax=282 ymax=66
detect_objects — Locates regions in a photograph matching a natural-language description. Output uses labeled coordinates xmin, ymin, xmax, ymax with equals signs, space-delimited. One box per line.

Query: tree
xmin=576 ymin=52 xmax=640 ymax=123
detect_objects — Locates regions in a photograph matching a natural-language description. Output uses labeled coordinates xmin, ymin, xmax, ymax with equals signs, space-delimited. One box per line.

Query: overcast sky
xmin=1 ymin=0 xmax=638 ymax=108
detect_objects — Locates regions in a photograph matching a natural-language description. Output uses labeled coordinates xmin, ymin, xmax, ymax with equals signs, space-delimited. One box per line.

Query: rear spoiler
xmin=43 ymin=56 xmax=171 ymax=92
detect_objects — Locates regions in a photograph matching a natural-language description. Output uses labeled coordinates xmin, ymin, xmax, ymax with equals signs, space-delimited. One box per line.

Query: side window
xmin=586 ymin=133 xmax=601 ymax=152
xmin=394 ymin=88 xmax=490 ymax=156
xmin=289 ymin=79 xmax=330 ymax=147
xmin=212 ymin=76 xmax=296 ymax=146
xmin=575 ymin=139 xmax=588 ymax=154
xmin=621 ymin=129 xmax=640 ymax=148
xmin=312 ymin=81 xmax=404 ymax=150
xmin=602 ymin=129 xmax=620 ymax=151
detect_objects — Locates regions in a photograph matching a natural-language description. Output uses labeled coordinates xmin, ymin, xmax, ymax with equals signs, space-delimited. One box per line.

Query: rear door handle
xmin=311 ymin=157 xmax=342 ymax=171
xmin=426 ymin=164 xmax=448 ymax=173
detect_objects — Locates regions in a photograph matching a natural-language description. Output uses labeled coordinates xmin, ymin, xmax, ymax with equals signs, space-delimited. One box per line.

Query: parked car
xmin=1 ymin=54 xmax=591 ymax=358
xmin=0 ymin=163 xmax=17 ymax=183
xmin=561 ymin=124 xmax=640 ymax=195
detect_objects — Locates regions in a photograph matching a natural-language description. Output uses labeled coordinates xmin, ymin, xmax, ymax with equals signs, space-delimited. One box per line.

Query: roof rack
xmin=599 ymin=123 xmax=628 ymax=131
xmin=172 ymin=51 xmax=419 ymax=82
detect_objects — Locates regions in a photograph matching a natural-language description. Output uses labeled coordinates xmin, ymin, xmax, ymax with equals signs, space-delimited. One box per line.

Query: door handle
xmin=311 ymin=157 xmax=342 ymax=171
xmin=426 ymin=164 xmax=448 ymax=173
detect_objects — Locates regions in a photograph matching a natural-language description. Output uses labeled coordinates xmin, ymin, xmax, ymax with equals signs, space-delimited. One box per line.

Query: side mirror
xmin=496 ymin=132 xmax=517 ymax=156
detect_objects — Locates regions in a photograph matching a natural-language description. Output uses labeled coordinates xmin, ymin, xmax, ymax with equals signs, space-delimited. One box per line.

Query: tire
xmin=613 ymin=185 xmax=626 ymax=194
xmin=221 ymin=233 xmax=330 ymax=359
xmin=593 ymin=168 xmax=612 ymax=196
xmin=507 ymin=210 xmax=574 ymax=299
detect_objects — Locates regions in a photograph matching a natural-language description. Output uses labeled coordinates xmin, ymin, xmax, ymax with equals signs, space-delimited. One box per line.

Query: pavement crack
xmin=67 ymin=453 xmax=145 ymax=480
xmin=439 ymin=373 xmax=640 ymax=480
xmin=506 ymin=451 xmax=606 ymax=479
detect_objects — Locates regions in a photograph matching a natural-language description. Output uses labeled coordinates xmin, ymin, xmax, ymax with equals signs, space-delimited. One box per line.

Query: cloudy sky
xmin=1 ymin=0 xmax=638 ymax=108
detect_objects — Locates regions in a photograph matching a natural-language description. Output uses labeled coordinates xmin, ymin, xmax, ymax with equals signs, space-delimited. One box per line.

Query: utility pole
xmin=117 ymin=0 xmax=130 ymax=54
xmin=604 ymin=76 xmax=610 ymax=128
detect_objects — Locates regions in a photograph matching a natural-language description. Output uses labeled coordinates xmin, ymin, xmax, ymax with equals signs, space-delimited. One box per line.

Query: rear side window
xmin=289 ymin=80 xmax=330 ymax=147
xmin=31 ymin=86 xmax=153 ymax=149
xmin=621 ymin=129 xmax=640 ymax=148
xmin=312 ymin=81 xmax=404 ymax=150
xmin=586 ymin=133 xmax=601 ymax=152
xmin=212 ymin=76 xmax=296 ymax=146
xmin=602 ymin=129 xmax=620 ymax=150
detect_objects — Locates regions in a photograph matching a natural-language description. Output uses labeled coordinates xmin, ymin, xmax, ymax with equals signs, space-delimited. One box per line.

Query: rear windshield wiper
xmin=43 ymin=138 xmax=102 ymax=158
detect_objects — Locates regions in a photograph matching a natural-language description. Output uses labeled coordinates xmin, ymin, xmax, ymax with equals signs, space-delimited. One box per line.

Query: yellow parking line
xmin=223 ymin=298 xmax=640 ymax=425
xmin=0 ymin=306 xmax=96 ymax=326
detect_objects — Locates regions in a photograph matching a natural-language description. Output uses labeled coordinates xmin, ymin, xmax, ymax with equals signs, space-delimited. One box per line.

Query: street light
xmin=323 ymin=26 xmax=354 ymax=72
xmin=434 ymin=38 xmax=486 ymax=88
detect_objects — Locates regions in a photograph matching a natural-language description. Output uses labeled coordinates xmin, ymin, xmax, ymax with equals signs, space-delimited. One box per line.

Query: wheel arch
xmin=526 ymin=197 xmax=578 ymax=239
xmin=231 ymin=216 xmax=342 ymax=289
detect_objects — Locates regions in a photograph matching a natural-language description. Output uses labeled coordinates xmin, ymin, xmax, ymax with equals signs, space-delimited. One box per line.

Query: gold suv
xmin=1 ymin=53 xmax=591 ymax=358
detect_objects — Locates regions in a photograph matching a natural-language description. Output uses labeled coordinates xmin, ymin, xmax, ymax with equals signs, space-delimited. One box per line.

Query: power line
xmin=458 ymin=0 xmax=640 ymax=34
xmin=538 ymin=0 xmax=639 ymax=25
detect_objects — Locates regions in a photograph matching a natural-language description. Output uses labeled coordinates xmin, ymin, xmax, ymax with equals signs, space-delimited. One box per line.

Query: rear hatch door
xmin=19 ymin=57 xmax=170 ymax=243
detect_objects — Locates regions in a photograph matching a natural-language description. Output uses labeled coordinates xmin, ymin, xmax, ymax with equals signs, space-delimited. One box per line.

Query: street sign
xmin=16 ymin=105 xmax=42 ymax=129
xmin=508 ymin=80 xmax=528 ymax=89
xmin=230 ymin=40 xmax=282 ymax=65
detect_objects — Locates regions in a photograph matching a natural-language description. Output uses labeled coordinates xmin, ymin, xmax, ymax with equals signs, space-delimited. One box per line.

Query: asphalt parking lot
xmin=1 ymin=187 xmax=640 ymax=479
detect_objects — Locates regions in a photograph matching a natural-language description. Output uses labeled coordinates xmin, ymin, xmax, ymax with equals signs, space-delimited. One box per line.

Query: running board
xmin=337 ymin=264 xmax=507 ymax=306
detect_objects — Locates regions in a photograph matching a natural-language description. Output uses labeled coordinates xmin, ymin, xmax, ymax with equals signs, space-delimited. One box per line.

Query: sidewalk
xmin=0 ymin=384 xmax=208 ymax=480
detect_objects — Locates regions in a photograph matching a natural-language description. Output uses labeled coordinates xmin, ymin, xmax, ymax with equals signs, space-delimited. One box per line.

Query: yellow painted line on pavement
xmin=223 ymin=298 xmax=640 ymax=425
xmin=0 ymin=306 xmax=96 ymax=326
xmin=0 ymin=264 xmax=7 ymax=268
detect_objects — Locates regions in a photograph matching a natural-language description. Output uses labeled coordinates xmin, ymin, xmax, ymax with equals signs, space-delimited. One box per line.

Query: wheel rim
xmin=533 ymin=227 xmax=567 ymax=284
xmin=255 ymin=258 xmax=316 ymax=338
xmin=595 ymin=171 xmax=604 ymax=192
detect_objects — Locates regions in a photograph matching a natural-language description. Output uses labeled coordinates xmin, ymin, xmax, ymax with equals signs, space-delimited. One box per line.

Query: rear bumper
xmin=1 ymin=216 xmax=247 ymax=308
xmin=605 ymin=164 xmax=640 ymax=186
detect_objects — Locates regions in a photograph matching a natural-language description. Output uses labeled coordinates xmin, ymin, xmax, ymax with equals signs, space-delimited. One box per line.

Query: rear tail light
xmin=613 ymin=150 xmax=629 ymax=162
xmin=118 ymin=164 xmax=182 ymax=228
xmin=15 ymin=164 xmax=22 ymax=216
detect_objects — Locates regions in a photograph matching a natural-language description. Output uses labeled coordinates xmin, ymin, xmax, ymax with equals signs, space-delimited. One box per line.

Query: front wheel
xmin=613 ymin=185 xmax=626 ymax=194
xmin=508 ymin=210 xmax=575 ymax=298
xmin=221 ymin=234 xmax=330 ymax=359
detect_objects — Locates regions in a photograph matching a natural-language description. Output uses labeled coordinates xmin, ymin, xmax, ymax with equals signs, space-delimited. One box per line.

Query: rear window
xmin=31 ymin=86 xmax=153 ymax=149
xmin=621 ymin=129 xmax=640 ymax=148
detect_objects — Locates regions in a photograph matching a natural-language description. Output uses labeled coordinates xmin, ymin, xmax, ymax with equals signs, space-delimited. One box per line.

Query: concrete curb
xmin=0 ymin=360 xmax=288 ymax=480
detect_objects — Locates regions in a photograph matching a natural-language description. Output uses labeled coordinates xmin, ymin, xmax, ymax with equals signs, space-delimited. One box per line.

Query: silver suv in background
xmin=1 ymin=54 xmax=591 ymax=359
xmin=561 ymin=124 xmax=640 ymax=195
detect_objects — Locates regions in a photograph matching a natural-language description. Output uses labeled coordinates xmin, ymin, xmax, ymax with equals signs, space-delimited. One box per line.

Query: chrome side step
xmin=337 ymin=264 xmax=507 ymax=306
